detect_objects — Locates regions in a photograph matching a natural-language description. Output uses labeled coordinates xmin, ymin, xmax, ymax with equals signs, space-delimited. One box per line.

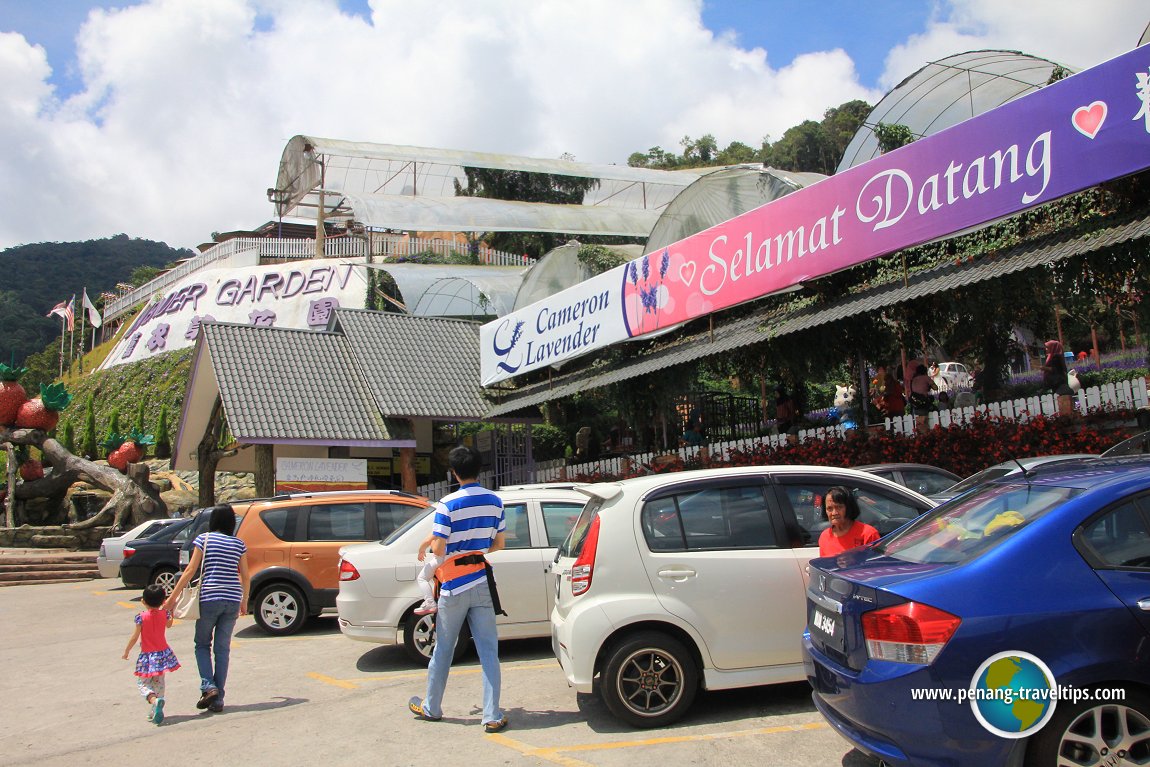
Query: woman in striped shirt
xmin=166 ymin=504 xmax=250 ymax=713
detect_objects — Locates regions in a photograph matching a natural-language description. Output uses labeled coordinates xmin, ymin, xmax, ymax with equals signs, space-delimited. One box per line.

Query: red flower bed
xmin=571 ymin=408 xmax=1136 ymax=483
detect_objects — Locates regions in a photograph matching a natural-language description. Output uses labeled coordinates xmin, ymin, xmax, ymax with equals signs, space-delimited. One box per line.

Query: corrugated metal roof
xmin=202 ymin=322 xmax=408 ymax=443
xmin=487 ymin=213 xmax=1150 ymax=416
xmin=333 ymin=309 xmax=491 ymax=419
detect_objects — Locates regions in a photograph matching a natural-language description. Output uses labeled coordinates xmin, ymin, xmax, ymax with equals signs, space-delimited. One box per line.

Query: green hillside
xmin=55 ymin=349 xmax=194 ymax=461
xmin=0 ymin=235 xmax=194 ymax=367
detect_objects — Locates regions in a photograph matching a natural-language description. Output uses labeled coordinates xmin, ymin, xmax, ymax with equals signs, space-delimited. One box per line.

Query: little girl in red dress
xmin=122 ymin=584 xmax=180 ymax=724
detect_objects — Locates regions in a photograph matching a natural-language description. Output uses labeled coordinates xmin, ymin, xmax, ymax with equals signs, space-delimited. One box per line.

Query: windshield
xmin=943 ymin=466 xmax=1013 ymax=495
xmin=384 ymin=506 xmax=434 ymax=546
xmin=556 ymin=497 xmax=603 ymax=560
xmin=877 ymin=482 xmax=1081 ymax=564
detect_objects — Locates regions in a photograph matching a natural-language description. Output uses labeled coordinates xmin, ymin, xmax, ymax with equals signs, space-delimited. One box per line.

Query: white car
xmin=336 ymin=485 xmax=587 ymax=662
xmin=549 ymin=465 xmax=936 ymax=728
xmin=96 ymin=518 xmax=182 ymax=578
xmin=934 ymin=361 xmax=973 ymax=391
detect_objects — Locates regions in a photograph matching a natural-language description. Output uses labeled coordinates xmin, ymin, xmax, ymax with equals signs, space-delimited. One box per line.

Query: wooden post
xmin=255 ymin=444 xmax=275 ymax=497
xmin=399 ymin=446 xmax=417 ymax=494
xmin=1091 ymin=324 xmax=1101 ymax=368
xmin=1054 ymin=304 xmax=1065 ymax=353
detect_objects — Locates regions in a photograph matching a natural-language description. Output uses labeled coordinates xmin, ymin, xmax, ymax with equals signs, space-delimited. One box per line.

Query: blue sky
xmin=0 ymin=0 xmax=1143 ymax=249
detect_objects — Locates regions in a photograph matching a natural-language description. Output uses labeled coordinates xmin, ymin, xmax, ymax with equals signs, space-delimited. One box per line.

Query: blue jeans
xmin=195 ymin=599 xmax=240 ymax=701
xmin=423 ymin=581 xmax=502 ymax=724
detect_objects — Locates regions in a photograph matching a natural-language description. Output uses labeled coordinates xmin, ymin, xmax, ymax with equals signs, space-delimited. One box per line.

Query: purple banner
xmin=482 ymin=44 xmax=1150 ymax=385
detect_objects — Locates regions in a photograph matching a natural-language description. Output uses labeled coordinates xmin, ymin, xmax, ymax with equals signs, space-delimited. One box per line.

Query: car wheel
xmin=1025 ymin=687 xmax=1150 ymax=767
xmin=150 ymin=567 xmax=179 ymax=596
xmin=253 ymin=583 xmax=308 ymax=636
xmin=600 ymin=631 xmax=698 ymax=728
xmin=401 ymin=608 xmax=471 ymax=665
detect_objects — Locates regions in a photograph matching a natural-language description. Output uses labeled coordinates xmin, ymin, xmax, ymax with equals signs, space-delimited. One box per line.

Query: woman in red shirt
xmin=818 ymin=486 xmax=880 ymax=556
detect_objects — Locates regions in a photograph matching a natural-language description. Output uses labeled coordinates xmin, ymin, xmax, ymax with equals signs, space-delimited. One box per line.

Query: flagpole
xmin=69 ymin=296 xmax=76 ymax=372
xmin=57 ymin=313 xmax=65 ymax=378
xmin=79 ymin=290 xmax=86 ymax=375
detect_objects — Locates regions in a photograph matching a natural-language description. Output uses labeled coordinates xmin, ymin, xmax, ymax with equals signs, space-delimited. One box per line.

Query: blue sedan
xmin=803 ymin=457 xmax=1150 ymax=767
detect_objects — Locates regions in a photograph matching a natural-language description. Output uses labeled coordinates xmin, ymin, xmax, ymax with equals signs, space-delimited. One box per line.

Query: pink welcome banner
xmin=482 ymin=44 xmax=1150 ymax=386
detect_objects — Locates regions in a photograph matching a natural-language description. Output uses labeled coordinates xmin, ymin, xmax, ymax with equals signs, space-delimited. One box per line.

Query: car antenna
xmin=1011 ymin=457 xmax=1035 ymax=480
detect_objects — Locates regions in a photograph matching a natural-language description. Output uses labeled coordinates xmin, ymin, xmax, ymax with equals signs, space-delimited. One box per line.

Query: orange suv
xmin=238 ymin=490 xmax=432 ymax=635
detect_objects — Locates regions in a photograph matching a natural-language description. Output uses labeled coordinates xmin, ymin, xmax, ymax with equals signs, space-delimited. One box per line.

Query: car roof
xmin=496 ymin=487 xmax=587 ymax=502
xmin=576 ymin=464 xmax=933 ymax=503
xmin=244 ymin=489 xmax=430 ymax=508
xmin=855 ymin=463 xmax=959 ymax=476
xmin=991 ymin=455 xmax=1150 ymax=492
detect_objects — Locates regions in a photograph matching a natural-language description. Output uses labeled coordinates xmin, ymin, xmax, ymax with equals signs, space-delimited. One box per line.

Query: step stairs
xmin=0 ymin=550 xmax=101 ymax=586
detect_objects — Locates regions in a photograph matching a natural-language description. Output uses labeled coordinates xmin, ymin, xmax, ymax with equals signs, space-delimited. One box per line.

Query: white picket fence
xmin=415 ymin=377 xmax=1149 ymax=500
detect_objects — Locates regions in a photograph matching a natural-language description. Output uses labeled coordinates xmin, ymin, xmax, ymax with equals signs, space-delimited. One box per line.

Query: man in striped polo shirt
xmin=409 ymin=445 xmax=508 ymax=733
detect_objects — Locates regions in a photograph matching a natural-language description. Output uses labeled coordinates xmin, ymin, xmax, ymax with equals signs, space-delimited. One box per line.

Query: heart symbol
xmin=1072 ymin=101 xmax=1107 ymax=139
xmin=679 ymin=259 xmax=697 ymax=287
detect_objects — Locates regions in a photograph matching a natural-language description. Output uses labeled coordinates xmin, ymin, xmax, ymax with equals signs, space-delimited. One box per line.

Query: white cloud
xmin=0 ymin=0 xmax=879 ymax=250
xmin=880 ymin=0 xmax=1146 ymax=89
xmin=0 ymin=0 xmax=1142 ymax=251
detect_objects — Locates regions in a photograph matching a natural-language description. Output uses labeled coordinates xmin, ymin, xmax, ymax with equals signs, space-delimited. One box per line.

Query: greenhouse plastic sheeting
xmin=837 ymin=50 xmax=1072 ymax=173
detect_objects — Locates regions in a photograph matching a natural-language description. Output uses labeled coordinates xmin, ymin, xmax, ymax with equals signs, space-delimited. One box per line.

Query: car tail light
xmin=339 ymin=559 xmax=360 ymax=581
xmin=862 ymin=602 xmax=960 ymax=664
xmin=570 ymin=516 xmax=600 ymax=597
xmin=122 ymin=547 xmax=135 ymax=559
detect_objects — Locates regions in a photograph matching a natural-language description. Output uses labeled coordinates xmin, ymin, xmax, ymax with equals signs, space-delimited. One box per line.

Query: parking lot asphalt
xmin=0 ymin=578 xmax=877 ymax=767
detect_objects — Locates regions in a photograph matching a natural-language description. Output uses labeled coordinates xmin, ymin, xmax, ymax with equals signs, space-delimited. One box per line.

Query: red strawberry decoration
xmin=15 ymin=382 xmax=72 ymax=431
xmin=107 ymin=447 xmax=130 ymax=472
xmin=0 ymin=363 xmax=28 ymax=426
xmin=19 ymin=459 xmax=44 ymax=482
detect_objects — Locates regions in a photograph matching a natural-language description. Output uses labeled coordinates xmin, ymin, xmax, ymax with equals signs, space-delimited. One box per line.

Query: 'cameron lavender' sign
xmin=481 ymin=44 xmax=1150 ymax=386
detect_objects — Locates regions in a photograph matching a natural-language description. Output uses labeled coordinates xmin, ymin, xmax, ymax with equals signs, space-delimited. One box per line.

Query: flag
xmin=82 ymin=289 xmax=102 ymax=328
xmin=48 ymin=297 xmax=74 ymax=332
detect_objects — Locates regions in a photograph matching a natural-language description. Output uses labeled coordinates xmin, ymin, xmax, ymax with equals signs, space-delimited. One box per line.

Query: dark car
xmin=856 ymin=463 xmax=961 ymax=498
xmin=803 ymin=457 xmax=1150 ymax=767
xmin=119 ymin=516 xmax=196 ymax=593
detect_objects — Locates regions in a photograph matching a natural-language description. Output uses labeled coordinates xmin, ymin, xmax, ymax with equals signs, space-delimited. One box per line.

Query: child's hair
xmin=142 ymin=584 xmax=166 ymax=608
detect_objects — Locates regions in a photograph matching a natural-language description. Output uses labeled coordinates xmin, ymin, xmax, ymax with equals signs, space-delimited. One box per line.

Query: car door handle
xmin=293 ymin=553 xmax=312 ymax=560
xmin=657 ymin=567 xmax=697 ymax=582
xmin=1138 ymin=598 xmax=1150 ymax=611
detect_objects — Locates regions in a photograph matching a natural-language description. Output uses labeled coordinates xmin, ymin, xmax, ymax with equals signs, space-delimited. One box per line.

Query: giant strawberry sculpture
xmin=15 ymin=382 xmax=72 ymax=431
xmin=0 ymin=363 xmax=28 ymax=426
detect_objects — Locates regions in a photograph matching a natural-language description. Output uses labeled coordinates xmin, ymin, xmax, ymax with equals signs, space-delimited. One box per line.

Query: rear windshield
xmin=383 ymin=506 xmax=434 ymax=546
xmin=556 ymin=497 xmax=602 ymax=561
xmin=876 ymin=482 xmax=1081 ymax=564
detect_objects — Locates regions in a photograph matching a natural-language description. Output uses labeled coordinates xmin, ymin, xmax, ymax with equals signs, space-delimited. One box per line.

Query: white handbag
xmin=173 ymin=534 xmax=208 ymax=619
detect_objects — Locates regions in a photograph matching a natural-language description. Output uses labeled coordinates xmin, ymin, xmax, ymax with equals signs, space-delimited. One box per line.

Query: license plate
xmin=811 ymin=607 xmax=843 ymax=650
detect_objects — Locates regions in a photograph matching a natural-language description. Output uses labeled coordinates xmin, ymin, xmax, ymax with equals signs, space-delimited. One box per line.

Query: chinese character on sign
xmin=307 ymin=298 xmax=340 ymax=328
xmin=146 ymin=324 xmax=170 ymax=352
xmin=1136 ymin=69 xmax=1150 ymax=133
xmin=249 ymin=309 xmax=276 ymax=327
xmin=185 ymin=314 xmax=216 ymax=340
xmin=121 ymin=332 xmax=141 ymax=358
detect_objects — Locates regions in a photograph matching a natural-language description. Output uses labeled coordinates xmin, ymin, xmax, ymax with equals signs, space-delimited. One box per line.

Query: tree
xmin=873 ymin=123 xmax=916 ymax=153
xmin=83 ymin=396 xmax=97 ymax=460
xmin=155 ymin=404 xmax=171 ymax=460
xmin=453 ymin=167 xmax=601 ymax=259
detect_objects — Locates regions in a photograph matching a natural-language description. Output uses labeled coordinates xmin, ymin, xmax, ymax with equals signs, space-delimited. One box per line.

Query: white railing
xmin=481 ymin=377 xmax=1149 ymax=487
xmin=103 ymin=236 xmax=534 ymax=322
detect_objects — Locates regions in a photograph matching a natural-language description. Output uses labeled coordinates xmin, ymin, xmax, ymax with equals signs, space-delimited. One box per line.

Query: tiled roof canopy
xmin=203 ymin=322 xmax=409 ymax=443
xmin=332 ymin=309 xmax=491 ymax=419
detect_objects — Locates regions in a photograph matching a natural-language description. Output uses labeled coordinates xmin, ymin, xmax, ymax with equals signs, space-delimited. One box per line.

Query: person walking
xmin=123 ymin=584 xmax=180 ymax=725
xmin=165 ymin=504 xmax=249 ymax=713
xmin=408 ymin=445 xmax=508 ymax=733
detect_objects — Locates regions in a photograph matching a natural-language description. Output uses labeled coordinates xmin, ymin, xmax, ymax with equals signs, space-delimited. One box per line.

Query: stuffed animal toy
xmin=833 ymin=384 xmax=859 ymax=430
